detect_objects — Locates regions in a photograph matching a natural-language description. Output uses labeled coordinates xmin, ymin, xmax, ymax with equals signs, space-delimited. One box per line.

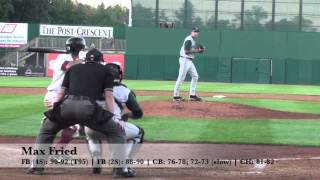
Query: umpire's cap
xmin=192 ymin=27 xmax=200 ymax=32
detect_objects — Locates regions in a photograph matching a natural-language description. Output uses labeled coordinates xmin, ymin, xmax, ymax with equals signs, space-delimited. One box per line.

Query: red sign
xmin=46 ymin=53 xmax=125 ymax=77
xmin=47 ymin=53 xmax=60 ymax=77
xmin=103 ymin=54 xmax=125 ymax=72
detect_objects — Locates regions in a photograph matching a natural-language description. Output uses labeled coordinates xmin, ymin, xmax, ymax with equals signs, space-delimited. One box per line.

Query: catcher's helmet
xmin=106 ymin=63 xmax=123 ymax=83
xmin=65 ymin=37 xmax=86 ymax=56
xmin=85 ymin=48 xmax=104 ymax=63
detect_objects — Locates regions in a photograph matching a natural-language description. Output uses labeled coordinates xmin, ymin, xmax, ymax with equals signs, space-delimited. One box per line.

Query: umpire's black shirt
xmin=62 ymin=62 xmax=114 ymax=100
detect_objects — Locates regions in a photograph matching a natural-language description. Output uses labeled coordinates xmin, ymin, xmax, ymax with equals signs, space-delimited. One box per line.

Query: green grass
xmin=0 ymin=95 xmax=320 ymax=146
xmin=0 ymin=77 xmax=51 ymax=87
xmin=2 ymin=77 xmax=320 ymax=95
xmin=0 ymin=95 xmax=165 ymax=136
xmin=0 ymin=95 xmax=44 ymax=136
xmin=133 ymin=117 xmax=320 ymax=146
xmin=208 ymin=98 xmax=320 ymax=114
xmin=1 ymin=77 xmax=320 ymax=146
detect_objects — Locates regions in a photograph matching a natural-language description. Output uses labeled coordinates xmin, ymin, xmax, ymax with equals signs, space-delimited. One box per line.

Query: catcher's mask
xmin=105 ymin=63 xmax=123 ymax=83
xmin=85 ymin=48 xmax=104 ymax=63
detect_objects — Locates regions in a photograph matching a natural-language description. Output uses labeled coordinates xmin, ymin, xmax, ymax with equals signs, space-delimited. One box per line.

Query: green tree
xmin=266 ymin=16 xmax=316 ymax=32
xmin=132 ymin=3 xmax=155 ymax=27
xmin=88 ymin=3 xmax=111 ymax=26
xmin=299 ymin=17 xmax=317 ymax=32
xmin=271 ymin=18 xmax=298 ymax=31
xmin=106 ymin=5 xmax=129 ymax=26
xmin=174 ymin=0 xmax=203 ymax=28
xmin=74 ymin=3 xmax=93 ymax=25
xmin=206 ymin=16 xmax=237 ymax=30
xmin=48 ymin=0 xmax=81 ymax=24
xmin=0 ymin=0 xmax=14 ymax=21
xmin=1 ymin=0 xmax=129 ymax=26
xmin=159 ymin=9 xmax=169 ymax=23
xmin=193 ymin=16 xmax=203 ymax=28
xmin=10 ymin=0 xmax=50 ymax=23
xmin=235 ymin=5 xmax=269 ymax=30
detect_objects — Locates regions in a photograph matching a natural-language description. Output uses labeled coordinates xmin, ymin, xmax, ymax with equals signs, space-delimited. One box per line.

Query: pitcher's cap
xmin=192 ymin=27 xmax=200 ymax=32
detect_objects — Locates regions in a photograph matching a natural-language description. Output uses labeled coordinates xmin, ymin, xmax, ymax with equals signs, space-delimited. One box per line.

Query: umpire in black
xmin=28 ymin=48 xmax=134 ymax=178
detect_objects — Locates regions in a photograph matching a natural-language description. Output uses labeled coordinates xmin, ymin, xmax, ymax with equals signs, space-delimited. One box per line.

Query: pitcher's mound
xmin=140 ymin=100 xmax=320 ymax=119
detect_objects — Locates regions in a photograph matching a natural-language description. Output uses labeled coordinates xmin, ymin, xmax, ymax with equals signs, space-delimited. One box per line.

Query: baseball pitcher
xmin=173 ymin=27 xmax=205 ymax=102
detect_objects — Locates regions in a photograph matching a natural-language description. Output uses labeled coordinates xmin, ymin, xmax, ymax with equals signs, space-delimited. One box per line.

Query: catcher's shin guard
xmin=89 ymin=140 xmax=102 ymax=174
xmin=85 ymin=127 xmax=103 ymax=174
xmin=85 ymin=129 xmax=103 ymax=160
xmin=127 ymin=127 xmax=144 ymax=159
xmin=87 ymin=139 xmax=102 ymax=159
xmin=86 ymin=137 xmax=103 ymax=173
xmin=138 ymin=127 xmax=145 ymax=143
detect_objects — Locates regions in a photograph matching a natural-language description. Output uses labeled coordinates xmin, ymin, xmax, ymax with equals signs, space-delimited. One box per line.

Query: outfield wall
xmin=125 ymin=27 xmax=320 ymax=85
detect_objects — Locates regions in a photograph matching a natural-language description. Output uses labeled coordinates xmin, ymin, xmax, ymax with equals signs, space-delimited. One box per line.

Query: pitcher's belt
xmin=180 ymin=56 xmax=193 ymax=60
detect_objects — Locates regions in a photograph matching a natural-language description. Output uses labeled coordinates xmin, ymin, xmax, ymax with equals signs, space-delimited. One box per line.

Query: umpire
xmin=28 ymin=48 xmax=135 ymax=178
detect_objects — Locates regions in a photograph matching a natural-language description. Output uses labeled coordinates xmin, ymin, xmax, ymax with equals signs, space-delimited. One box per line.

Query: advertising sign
xmin=0 ymin=23 xmax=28 ymax=48
xmin=47 ymin=53 xmax=125 ymax=77
xmin=40 ymin=24 xmax=113 ymax=38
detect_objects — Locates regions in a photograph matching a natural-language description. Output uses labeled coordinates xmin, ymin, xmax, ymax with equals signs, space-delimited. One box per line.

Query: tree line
xmin=0 ymin=0 xmax=128 ymax=26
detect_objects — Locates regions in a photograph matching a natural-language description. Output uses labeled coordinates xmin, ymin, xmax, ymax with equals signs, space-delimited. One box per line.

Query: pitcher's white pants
xmin=173 ymin=57 xmax=199 ymax=97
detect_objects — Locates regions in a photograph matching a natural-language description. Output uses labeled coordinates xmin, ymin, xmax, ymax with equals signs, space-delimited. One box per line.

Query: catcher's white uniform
xmin=85 ymin=84 xmax=144 ymax=161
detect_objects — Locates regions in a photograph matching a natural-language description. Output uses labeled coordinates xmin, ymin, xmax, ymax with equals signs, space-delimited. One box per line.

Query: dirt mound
xmin=140 ymin=100 xmax=320 ymax=119
xmin=135 ymin=90 xmax=320 ymax=102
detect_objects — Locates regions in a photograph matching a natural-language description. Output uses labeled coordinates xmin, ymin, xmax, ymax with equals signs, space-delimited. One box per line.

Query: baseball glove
xmin=121 ymin=113 xmax=130 ymax=122
xmin=198 ymin=44 xmax=205 ymax=53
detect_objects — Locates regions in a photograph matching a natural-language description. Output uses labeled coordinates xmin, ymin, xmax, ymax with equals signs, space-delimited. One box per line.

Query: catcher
xmin=85 ymin=62 xmax=144 ymax=176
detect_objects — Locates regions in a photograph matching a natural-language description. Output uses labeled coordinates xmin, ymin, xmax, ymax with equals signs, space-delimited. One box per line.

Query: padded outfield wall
xmin=125 ymin=27 xmax=320 ymax=85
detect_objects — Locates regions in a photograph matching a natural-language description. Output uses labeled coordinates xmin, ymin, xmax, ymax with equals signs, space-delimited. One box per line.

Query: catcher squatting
xmin=27 ymin=37 xmax=143 ymax=178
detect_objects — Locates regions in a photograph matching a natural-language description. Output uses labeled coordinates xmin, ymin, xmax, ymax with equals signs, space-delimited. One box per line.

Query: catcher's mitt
xmin=121 ymin=113 xmax=130 ymax=122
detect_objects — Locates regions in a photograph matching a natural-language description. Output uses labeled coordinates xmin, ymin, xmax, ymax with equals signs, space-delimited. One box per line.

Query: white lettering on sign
xmin=0 ymin=67 xmax=18 ymax=76
xmin=40 ymin=24 xmax=113 ymax=38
